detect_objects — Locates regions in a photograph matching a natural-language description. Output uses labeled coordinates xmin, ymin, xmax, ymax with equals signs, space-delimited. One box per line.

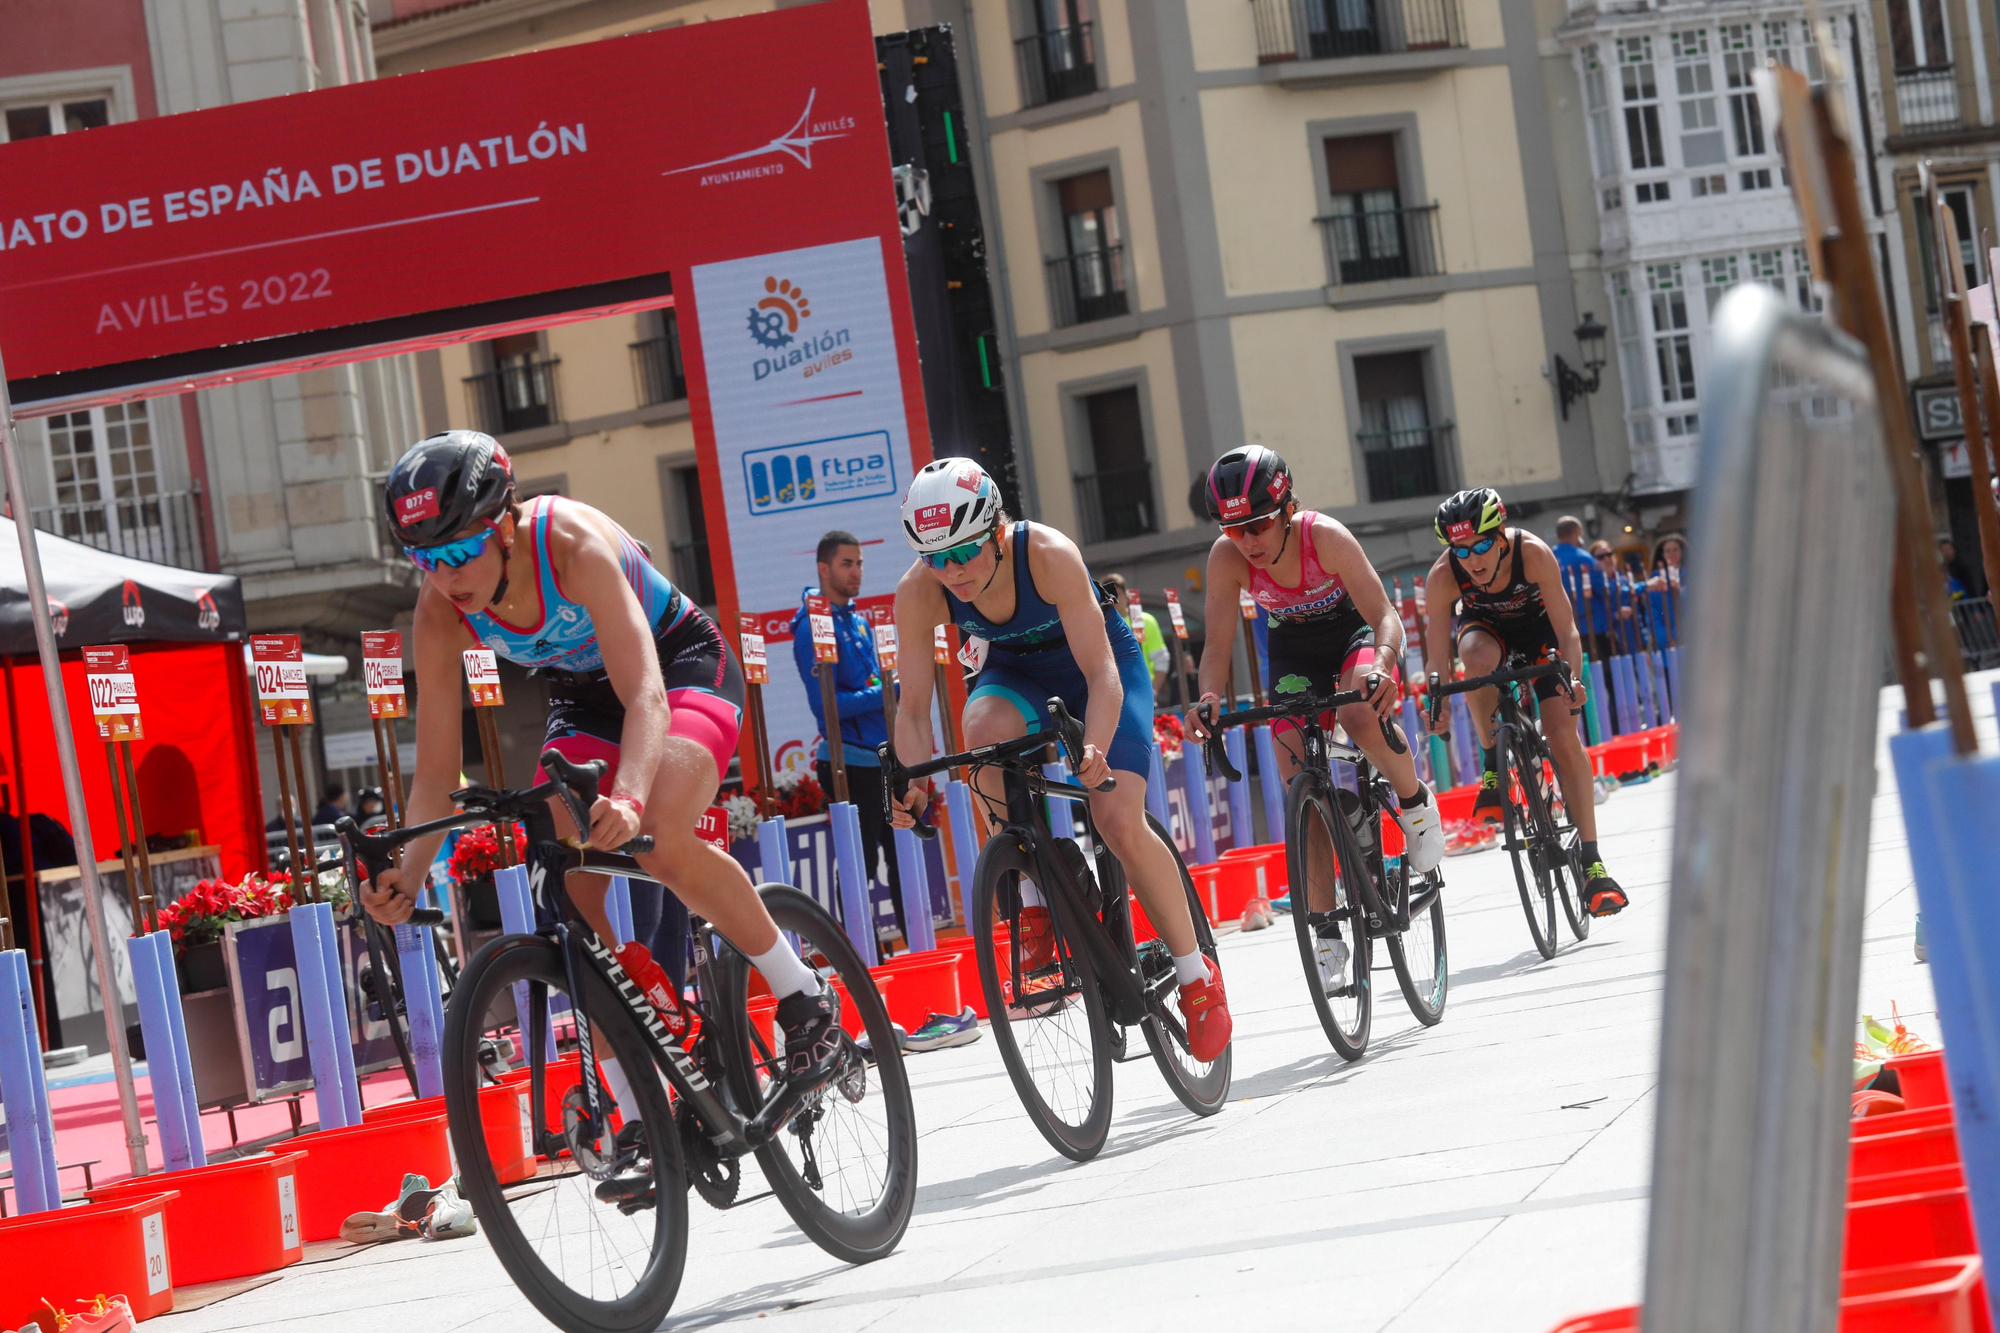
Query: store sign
xmin=1914 ymin=385 xmax=1964 ymax=442
xmin=362 ymin=630 xmax=406 ymax=719
xmin=83 ymin=644 xmax=142 ymax=741
xmin=250 ymin=634 xmax=311 ymax=725
xmin=462 ymin=648 xmax=504 ymax=707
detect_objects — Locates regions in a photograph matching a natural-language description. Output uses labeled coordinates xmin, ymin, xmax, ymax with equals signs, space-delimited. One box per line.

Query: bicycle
xmin=1426 ymin=655 xmax=1590 ymax=960
xmin=338 ymin=751 xmax=918 ymax=1333
xmin=1200 ymin=691 xmax=1447 ymax=1061
xmin=880 ymin=697 xmax=1229 ymax=1162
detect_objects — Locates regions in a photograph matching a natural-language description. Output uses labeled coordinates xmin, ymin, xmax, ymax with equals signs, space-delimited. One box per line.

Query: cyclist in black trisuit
xmin=1421 ymin=488 xmax=1627 ymax=916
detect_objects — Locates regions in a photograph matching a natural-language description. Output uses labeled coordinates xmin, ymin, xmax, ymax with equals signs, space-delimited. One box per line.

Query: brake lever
xmin=883 ymin=759 xmax=940 ymax=842
xmin=335 ymin=816 xmax=396 ymax=885
xmin=1045 ymin=697 xmax=1116 ymax=793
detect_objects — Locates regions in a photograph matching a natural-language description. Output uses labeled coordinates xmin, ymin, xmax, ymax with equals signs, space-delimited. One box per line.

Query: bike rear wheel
xmin=1386 ymin=869 xmax=1448 ymax=1026
xmin=1554 ymin=819 xmax=1592 ymax=941
xmin=1131 ymin=813 xmax=1231 ymax=1116
xmin=443 ymin=932 xmax=690 ymax=1333
xmin=973 ymin=832 xmax=1115 ymax=1161
xmin=1500 ymin=726 xmax=1561 ymax=960
xmin=1286 ymin=775 xmax=1372 ymax=1060
xmin=717 ymin=885 xmax=917 ymax=1265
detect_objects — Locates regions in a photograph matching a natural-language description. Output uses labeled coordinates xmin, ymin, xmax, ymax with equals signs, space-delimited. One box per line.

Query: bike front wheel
xmin=1386 ymin=869 xmax=1448 ymax=1026
xmin=973 ymin=832 xmax=1115 ymax=1161
xmin=1286 ymin=776 xmax=1373 ymax=1060
xmin=1500 ymin=726 xmax=1561 ymax=960
xmin=717 ymin=885 xmax=917 ymax=1266
xmin=1131 ymin=813 xmax=1231 ymax=1116
xmin=443 ymin=932 xmax=690 ymax=1333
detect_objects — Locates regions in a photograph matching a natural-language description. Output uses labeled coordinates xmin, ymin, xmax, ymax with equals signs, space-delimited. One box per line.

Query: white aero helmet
xmin=900 ymin=458 xmax=1002 ymax=553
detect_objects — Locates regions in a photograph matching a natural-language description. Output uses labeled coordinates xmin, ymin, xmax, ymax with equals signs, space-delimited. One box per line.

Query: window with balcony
xmin=1353 ymin=351 xmax=1450 ymax=502
xmin=464 ymin=332 xmax=559 ymax=435
xmin=1016 ymin=0 xmax=1097 ymax=109
xmin=668 ymin=465 xmax=717 ymax=606
xmin=1046 ymin=169 xmax=1128 ymax=327
xmin=1672 ymin=29 xmax=1725 ymax=174
xmin=1890 ymin=0 xmax=1959 ymax=131
xmin=631 ymin=309 xmax=688 ymax=407
xmin=1583 ymin=46 xmax=1617 ymax=182
xmin=33 ymin=402 xmax=209 ymax=570
xmin=1619 ymin=36 xmax=1666 ymax=172
xmin=1648 ymin=263 xmax=1696 ymax=405
xmin=0 ymin=96 xmax=109 ymax=142
xmin=1072 ymin=386 xmax=1154 ymax=544
xmin=1251 ymin=0 xmax=1466 ymax=64
xmin=1317 ymin=133 xmax=1441 ymax=286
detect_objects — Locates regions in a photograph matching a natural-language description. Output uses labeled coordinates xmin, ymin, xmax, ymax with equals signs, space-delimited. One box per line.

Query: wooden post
xmin=1163 ymin=589 xmax=1195 ymax=707
xmin=1927 ymin=179 xmax=2000 ymax=610
xmin=1968 ymin=322 xmax=2000 ymax=603
xmin=361 ymin=633 xmax=409 ymax=830
xmin=118 ymin=742 xmax=156 ymax=932
xmin=1771 ymin=71 xmax=1974 ymax=750
xmin=4 ymin=657 xmax=45 ymax=1044
xmin=805 ymin=594 xmax=848 ymax=802
xmin=105 ymin=741 xmax=144 ymax=931
xmin=1237 ymin=587 xmax=1263 ymax=706
xmin=462 ymin=647 xmax=515 ymax=866
xmin=738 ymin=615 xmax=775 ymax=817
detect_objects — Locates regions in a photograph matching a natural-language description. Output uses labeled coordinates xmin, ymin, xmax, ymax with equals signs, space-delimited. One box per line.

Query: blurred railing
xmin=1252 ymin=0 xmax=1465 ymax=62
xmin=32 ymin=485 xmax=214 ymax=571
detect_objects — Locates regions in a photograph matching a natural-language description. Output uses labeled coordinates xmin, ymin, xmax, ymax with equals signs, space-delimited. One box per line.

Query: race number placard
xmin=933 ymin=623 xmax=951 ymax=664
xmin=1164 ymin=590 xmax=1189 ymax=639
xmin=806 ymin=595 xmax=838 ymax=664
xmin=871 ymin=614 xmax=898 ymax=673
xmin=251 ymin=635 xmax=312 ymax=725
xmin=462 ymin=648 xmax=504 ymax=707
xmin=83 ymin=645 xmax=142 ymax=741
xmin=1127 ymin=589 xmax=1145 ymax=635
xmin=1239 ymin=587 xmax=1257 ymax=620
xmin=739 ymin=614 xmax=769 ymax=685
xmin=362 ymin=631 xmax=406 ymax=719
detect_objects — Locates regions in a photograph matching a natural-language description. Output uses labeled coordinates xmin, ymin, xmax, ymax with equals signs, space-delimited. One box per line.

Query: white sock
xmin=750 ymin=939 xmax=824 ymax=999
xmin=1171 ymin=949 xmax=1209 ymax=986
xmin=599 ymin=1056 xmax=638 ymax=1120
xmin=1019 ymin=879 xmax=1046 ymax=908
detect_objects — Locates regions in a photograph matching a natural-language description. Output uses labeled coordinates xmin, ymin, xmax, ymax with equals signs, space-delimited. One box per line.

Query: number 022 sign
xmin=83 ymin=644 xmax=142 ymax=741
xmin=251 ymin=635 xmax=312 ymax=725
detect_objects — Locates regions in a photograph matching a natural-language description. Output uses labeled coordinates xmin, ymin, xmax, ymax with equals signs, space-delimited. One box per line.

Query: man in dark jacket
xmin=791 ymin=531 xmax=906 ymax=947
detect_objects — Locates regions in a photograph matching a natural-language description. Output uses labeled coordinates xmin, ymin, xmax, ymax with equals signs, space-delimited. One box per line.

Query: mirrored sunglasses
xmin=408 ymin=524 xmax=498 ymax=573
xmin=1222 ymin=513 xmax=1281 ymax=541
xmin=924 ymin=532 xmax=993 ymax=570
xmin=1450 ymin=534 xmax=1501 ymax=560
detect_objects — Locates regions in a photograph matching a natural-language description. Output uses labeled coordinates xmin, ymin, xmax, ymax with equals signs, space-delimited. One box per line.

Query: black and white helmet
xmin=900 ymin=458 xmax=1002 ymax=553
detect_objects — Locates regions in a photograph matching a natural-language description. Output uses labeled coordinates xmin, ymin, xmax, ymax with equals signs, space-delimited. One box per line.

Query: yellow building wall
xmin=1016 ymin=329 xmax=1188 ymax=537
xmin=1190 ymin=1 xmax=1506 ymax=72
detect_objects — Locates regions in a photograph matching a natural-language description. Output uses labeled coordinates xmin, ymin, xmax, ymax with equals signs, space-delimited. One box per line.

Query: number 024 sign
xmin=251 ymin=635 xmax=312 ymax=725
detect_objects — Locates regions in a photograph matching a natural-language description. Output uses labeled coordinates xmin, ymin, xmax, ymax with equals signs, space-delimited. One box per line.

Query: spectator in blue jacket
xmin=1555 ymin=516 xmax=1619 ymax=727
xmin=791 ymin=530 xmax=906 ymax=948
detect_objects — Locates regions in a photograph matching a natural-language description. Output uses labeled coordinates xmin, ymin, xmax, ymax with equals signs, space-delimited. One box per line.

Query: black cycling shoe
xmin=593 ymin=1120 xmax=656 ymax=1212
xmin=1584 ymin=863 xmax=1628 ymax=917
xmin=747 ymin=986 xmax=846 ymax=1145
xmin=1472 ymin=771 xmax=1505 ymax=824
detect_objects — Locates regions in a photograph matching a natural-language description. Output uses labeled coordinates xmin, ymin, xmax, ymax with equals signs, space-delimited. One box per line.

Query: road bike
xmin=1201 ymin=690 xmax=1447 ymax=1061
xmin=881 ymin=697 xmax=1229 ymax=1162
xmin=1427 ymin=656 xmax=1590 ymax=960
xmin=338 ymin=751 xmax=917 ymax=1333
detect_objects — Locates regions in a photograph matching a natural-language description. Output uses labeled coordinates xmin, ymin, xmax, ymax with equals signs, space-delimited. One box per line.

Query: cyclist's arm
xmin=1521 ymin=538 xmax=1586 ymax=695
xmin=374 ymin=587 xmax=473 ymax=905
xmin=1194 ymin=536 xmax=1245 ymax=705
xmin=890 ymin=561 xmax=944 ymax=769
xmin=1033 ymin=530 xmax=1125 ymax=765
xmin=548 ymin=507 xmax=671 ymax=817
xmin=1421 ymin=555 xmax=1457 ymax=680
xmin=1320 ymin=517 xmax=1404 ymax=671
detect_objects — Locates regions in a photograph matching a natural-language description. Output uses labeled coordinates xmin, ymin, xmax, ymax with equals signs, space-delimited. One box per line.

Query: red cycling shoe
xmin=1016 ymin=905 xmax=1056 ymax=973
xmin=1176 ymin=958 xmax=1233 ymax=1063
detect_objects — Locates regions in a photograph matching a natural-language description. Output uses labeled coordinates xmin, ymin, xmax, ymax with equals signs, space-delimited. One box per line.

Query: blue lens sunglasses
xmin=407 ymin=521 xmax=500 ymax=573
xmin=924 ymin=529 xmax=996 ymax=571
xmin=1450 ymin=533 xmax=1502 ymax=561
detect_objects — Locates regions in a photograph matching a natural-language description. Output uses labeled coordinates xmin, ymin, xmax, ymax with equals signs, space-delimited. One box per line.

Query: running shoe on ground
xmin=1394 ymin=785 xmax=1446 ymax=874
xmin=1176 ymin=958 xmax=1233 ymax=1063
xmin=905 ymin=1006 xmax=982 ymax=1052
xmin=1472 ymin=770 xmax=1505 ymax=824
xmin=856 ymin=1021 xmax=908 ymax=1063
xmin=1017 ymin=904 xmax=1056 ymax=973
xmin=593 ymin=1120 xmax=655 ymax=1210
xmin=1312 ymin=926 xmax=1351 ymax=997
xmin=339 ymin=1171 xmax=440 ymax=1243
xmin=1584 ymin=863 xmax=1628 ymax=917
xmin=419 ymin=1185 xmax=477 ymax=1240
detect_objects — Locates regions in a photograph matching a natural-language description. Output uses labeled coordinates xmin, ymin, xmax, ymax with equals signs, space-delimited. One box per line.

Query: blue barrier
xmin=1587 ymin=659 xmax=1611 ymax=743
xmin=493 ymin=863 xmax=541 ymax=1062
xmin=154 ymin=931 xmax=204 ymax=1170
xmin=892 ymin=826 xmax=937 ymax=953
xmin=757 ymin=816 xmax=791 ymax=886
xmin=1664 ymin=646 xmax=1681 ymax=716
xmin=0 ymin=948 xmax=60 ymax=1212
xmin=1222 ymin=729 xmax=1252 ymax=847
xmin=314 ymin=903 xmax=362 ymax=1126
xmin=945 ymin=780 xmax=982 ymax=924
xmin=827 ymin=802 xmax=877 ymax=966
xmin=1182 ymin=743 xmax=1216 ymax=865
xmin=394 ymin=921 xmax=446 ymax=1099
xmin=605 ymin=875 xmax=633 ymax=945
xmin=1650 ymin=650 xmax=1673 ymax=723
xmin=1449 ymin=693 xmax=1478 ymax=782
xmin=1042 ymin=763 xmax=1076 ymax=840
xmin=1145 ymin=741 xmax=1170 ymax=827
xmin=1609 ymin=655 xmax=1638 ymax=735
xmin=1254 ymin=724 xmax=1285 ymax=845
xmin=1400 ymin=697 xmax=1428 ymax=786
xmin=288 ymin=903 xmax=356 ymax=1128
xmin=128 ymin=932 xmax=201 ymax=1170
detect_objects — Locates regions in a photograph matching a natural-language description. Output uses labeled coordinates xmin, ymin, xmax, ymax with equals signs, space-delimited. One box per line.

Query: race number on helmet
xmin=1203 ymin=446 xmax=1292 ymax=525
xmin=383 ymin=431 xmax=515 ymax=549
xmin=900 ymin=458 xmax=1001 ymax=553
xmin=1433 ymin=488 xmax=1506 ymax=546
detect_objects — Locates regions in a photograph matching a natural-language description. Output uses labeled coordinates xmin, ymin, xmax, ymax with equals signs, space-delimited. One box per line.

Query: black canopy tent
xmin=0 ymin=515 xmax=244 ymax=652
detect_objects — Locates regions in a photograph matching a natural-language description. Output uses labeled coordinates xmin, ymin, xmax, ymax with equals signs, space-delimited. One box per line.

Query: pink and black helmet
xmin=1203 ymin=446 xmax=1293 ymax=525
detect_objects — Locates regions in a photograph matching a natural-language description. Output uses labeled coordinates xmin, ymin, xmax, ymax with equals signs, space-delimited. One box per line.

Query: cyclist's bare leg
xmin=1334 ymin=662 xmax=1421 ymax=799
xmin=960 ymin=695 xmax=1197 ymax=957
xmin=1087 ymin=775 xmax=1197 ymax=958
xmin=1266 ymin=727 xmax=1337 ymax=916
xmin=1539 ymin=699 xmax=1599 ymax=845
xmin=1455 ymin=628 xmax=1504 ymax=751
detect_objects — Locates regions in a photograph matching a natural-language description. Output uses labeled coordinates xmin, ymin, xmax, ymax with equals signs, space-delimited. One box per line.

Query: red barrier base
xmin=364 ymin=1085 xmax=538 ymax=1185
xmin=0 ymin=1191 xmax=180 ymax=1328
xmin=289 ymin=1114 xmax=450 ymax=1242
xmin=870 ymin=952 xmax=963 ymax=1029
xmin=88 ymin=1152 xmax=305 ymax=1286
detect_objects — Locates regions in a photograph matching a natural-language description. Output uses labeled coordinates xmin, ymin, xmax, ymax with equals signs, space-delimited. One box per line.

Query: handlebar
xmin=1423 ymin=658 xmax=1576 ymax=734
xmin=1193 ymin=683 xmax=1407 ymax=784
xmin=879 ymin=696 xmax=1112 ymax=841
xmin=337 ymin=747 xmax=655 ymax=892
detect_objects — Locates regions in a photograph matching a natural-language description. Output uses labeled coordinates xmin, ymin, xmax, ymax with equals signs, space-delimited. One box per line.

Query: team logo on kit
xmin=121 ymin=578 xmax=145 ymax=628
xmin=747 ymin=277 xmax=811 ymax=349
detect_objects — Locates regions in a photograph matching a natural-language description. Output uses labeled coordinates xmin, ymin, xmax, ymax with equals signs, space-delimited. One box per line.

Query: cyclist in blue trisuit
xmin=358 ymin=431 xmax=846 ymax=1199
xmin=886 ymin=459 xmax=1234 ymax=1062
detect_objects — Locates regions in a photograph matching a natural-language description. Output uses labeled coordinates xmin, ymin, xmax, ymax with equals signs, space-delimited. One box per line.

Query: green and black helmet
xmin=1434 ymin=487 xmax=1506 ymax=547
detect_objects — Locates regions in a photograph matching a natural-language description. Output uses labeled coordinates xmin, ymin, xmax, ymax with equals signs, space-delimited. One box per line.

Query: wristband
xmin=608 ymin=793 xmax=645 ymax=821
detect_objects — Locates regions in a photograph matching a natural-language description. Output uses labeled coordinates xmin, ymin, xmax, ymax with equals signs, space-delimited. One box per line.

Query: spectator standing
xmin=1555 ymin=518 xmax=1616 ymax=721
xmin=790 ymin=531 xmax=907 ymax=949
xmin=310 ymin=782 xmax=348 ymax=829
xmin=1103 ymin=573 xmax=1170 ymax=695
xmin=1648 ymin=532 xmax=1688 ymax=639
xmin=1940 ymin=537 xmax=1974 ymax=601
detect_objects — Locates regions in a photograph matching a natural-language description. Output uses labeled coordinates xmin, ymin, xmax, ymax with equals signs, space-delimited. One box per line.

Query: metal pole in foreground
xmin=0 ymin=343 xmax=149 ymax=1177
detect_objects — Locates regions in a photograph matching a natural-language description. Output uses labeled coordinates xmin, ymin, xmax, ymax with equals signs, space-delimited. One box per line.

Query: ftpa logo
xmin=744 ymin=431 xmax=896 ymax=518
xmin=748 ymin=277 xmax=811 ymax=349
